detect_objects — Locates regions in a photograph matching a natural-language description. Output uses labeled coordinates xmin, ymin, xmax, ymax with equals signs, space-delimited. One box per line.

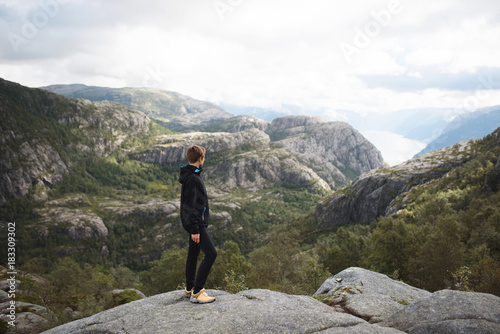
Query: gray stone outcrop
xmin=270 ymin=115 xmax=325 ymax=130
xmin=32 ymin=206 xmax=108 ymax=240
xmin=200 ymin=115 xmax=270 ymax=133
xmin=133 ymin=128 xmax=270 ymax=165
xmin=42 ymin=289 xmax=404 ymax=334
xmin=314 ymin=267 xmax=431 ymax=324
xmin=271 ymin=118 xmax=384 ymax=176
xmin=133 ymin=119 xmax=384 ymax=193
xmin=0 ymin=301 xmax=55 ymax=334
xmin=380 ymin=289 xmax=500 ymax=333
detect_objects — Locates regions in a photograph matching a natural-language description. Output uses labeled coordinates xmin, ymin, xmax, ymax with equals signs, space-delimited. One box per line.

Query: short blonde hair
xmin=186 ymin=145 xmax=206 ymax=163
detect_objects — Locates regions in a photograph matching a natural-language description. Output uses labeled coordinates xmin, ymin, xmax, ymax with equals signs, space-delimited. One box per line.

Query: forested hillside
xmin=309 ymin=129 xmax=500 ymax=294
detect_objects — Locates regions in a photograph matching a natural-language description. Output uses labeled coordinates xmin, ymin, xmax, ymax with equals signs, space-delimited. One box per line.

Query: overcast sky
xmin=1 ymin=0 xmax=500 ymax=164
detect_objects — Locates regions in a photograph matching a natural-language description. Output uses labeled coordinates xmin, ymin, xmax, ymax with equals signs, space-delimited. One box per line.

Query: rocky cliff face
xmin=133 ymin=128 xmax=270 ymax=165
xmin=269 ymin=116 xmax=385 ymax=188
xmin=40 ymin=267 xmax=500 ymax=334
xmin=0 ymin=78 xmax=152 ymax=203
xmin=131 ymin=115 xmax=384 ymax=193
xmin=132 ymin=128 xmax=331 ymax=194
xmin=316 ymin=140 xmax=476 ymax=228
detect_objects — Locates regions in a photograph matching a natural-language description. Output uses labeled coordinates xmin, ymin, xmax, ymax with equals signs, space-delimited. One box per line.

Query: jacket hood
xmin=178 ymin=164 xmax=203 ymax=184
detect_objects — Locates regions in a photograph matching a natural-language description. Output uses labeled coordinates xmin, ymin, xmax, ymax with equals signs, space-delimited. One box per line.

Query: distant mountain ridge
xmin=415 ymin=106 xmax=500 ymax=156
xmin=41 ymin=84 xmax=233 ymax=130
xmin=0 ymin=78 xmax=385 ymax=204
xmin=40 ymin=83 xmax=384 ymax=190
xmin=221 ymin=104 xmax=460 ymax=143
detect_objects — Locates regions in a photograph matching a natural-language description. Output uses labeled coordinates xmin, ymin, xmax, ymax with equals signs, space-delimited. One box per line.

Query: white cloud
xmin=1 ymin=0 xmax=500 ymax=115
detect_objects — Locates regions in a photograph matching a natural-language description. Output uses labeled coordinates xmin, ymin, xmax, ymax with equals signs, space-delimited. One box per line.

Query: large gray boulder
xmin=42 ymin=289 xmax=404 ymax=334
xmin=314 ymin=267 xmax=431 ymax=323
xmin=320 ymin=323 xmax=404 ymax=334
xmin=0 ymin=301 xmax=55 ymax=334
xmin=381 ymin=289 xmax=500 ymax=333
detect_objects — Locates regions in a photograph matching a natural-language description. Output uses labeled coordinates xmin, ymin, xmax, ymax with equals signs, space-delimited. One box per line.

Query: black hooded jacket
xmin=179 ymin=164 xmax=209 ymax=234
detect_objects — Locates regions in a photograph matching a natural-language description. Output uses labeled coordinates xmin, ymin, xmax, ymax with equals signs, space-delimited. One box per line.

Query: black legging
xmin=186 ymin=228 xmax=217 ymax=292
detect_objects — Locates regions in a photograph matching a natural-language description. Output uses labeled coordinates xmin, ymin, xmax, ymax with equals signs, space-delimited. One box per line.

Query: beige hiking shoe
xmin=190 ymin=288 xmax=215 ymax=304
xmin=184 ymin=287 xmax=192 ymax=298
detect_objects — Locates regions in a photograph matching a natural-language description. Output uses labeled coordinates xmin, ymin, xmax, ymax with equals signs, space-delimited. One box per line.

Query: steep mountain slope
xmin=41 ymin=84 xmax=233 ymax=130
xmin=316 ymin=140 xmax=476 ymax=227
xmin=316 ymin=127 xmax=500 ymax=228
xmin=131 ymin=115 xmax=384 ymax=192
xmin=0 ymin=78 xmax=157 ymax=204
xmin=415 ymin=106 xmax=500 ymax=156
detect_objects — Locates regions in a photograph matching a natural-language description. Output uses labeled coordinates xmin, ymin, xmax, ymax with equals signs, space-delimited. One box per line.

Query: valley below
xmin=1 ymin=78 xmax=500 ymax=333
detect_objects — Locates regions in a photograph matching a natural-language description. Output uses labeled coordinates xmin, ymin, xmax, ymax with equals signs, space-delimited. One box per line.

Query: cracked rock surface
xmin=314 ymin=267 xmax=431 ymax=324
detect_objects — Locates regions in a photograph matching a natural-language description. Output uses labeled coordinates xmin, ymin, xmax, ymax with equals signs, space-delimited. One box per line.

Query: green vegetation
xmin=51 ymin=156 xmax=179 ymax=199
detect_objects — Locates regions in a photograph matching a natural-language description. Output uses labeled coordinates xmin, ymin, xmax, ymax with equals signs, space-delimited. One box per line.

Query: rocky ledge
xmin=42 ymin=289 xmax=401 ymax=334
xmin=40 ymin=267 xmax=500 ymax=334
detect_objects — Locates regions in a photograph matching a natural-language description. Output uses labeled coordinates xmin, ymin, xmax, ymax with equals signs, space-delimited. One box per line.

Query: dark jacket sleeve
xmin=183 ymin=178 xmax=201 ymax=234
